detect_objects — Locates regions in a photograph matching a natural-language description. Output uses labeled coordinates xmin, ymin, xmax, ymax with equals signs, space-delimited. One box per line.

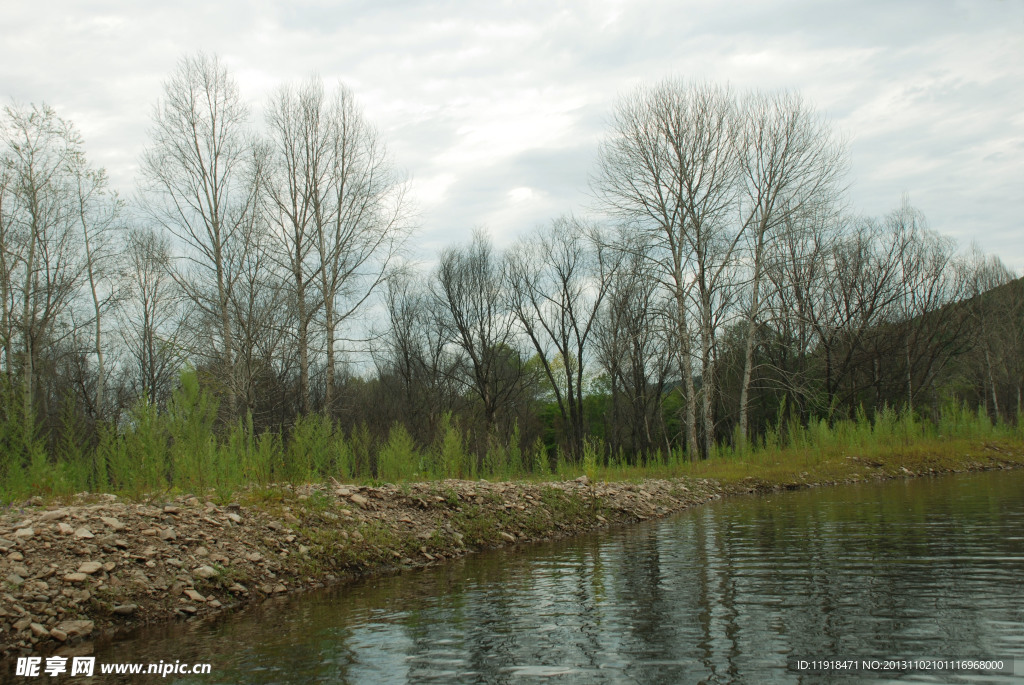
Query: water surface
xmin=91 ymin=470 xmax=1024 ymax=683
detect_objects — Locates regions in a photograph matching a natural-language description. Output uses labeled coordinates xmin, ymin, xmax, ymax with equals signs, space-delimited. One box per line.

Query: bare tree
xmin=374 ymin=268 xmax=460 ymax=442
xmin=594 ymin=228 xmax=674 ymax=460
xmin=594 ymin=79 xmax=741 ymax=456
xmin=733 ymin=90 xmax=846 ymax=444
xmin=70 ymin=153 xmax=121 ymax=419
xmin=313 ymin=83 xmax=411 ymax=415
xmin=263 ymin=80 xmax=325 ymax=414
xmin=117 ymin=226 xmax=185 ymax=408
xmin=962 ymin=245 xmax=1017 ymax=419
xmin=506 ymin=216 xmax=613 ymax=459
xmin=433 ymin=230 xmax=526 ymax=443
xmin=0 ymin=104 xmax=87 ymax=426
xmin=139 ymin=52 xmax=261 ymax=419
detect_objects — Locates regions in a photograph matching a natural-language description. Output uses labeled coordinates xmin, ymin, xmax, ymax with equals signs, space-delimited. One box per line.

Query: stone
xmin=39 ymin=510 xmax=68 ymax=522
xmin=57 ymin=523 xmax=74 ymax=535
xmin=74 ymin=527 xmax=94 ymax=539
xmin=55 ymin=619 xmax=93 ymax=637
xmin=207 ymin=599 xmax=222 ymax=608
xmin=226 ymin=513 xmax=242 ymax=524
xmin=14 ymin=528 xmax=34 ymax=539
xmin=49 ymin=628 xmax=68 ymax=641
xmin=8 ymin=551 xmax=24 ymax=561
xmin=78 ymin=562 xmax=103 ymax=575
xmin=6 ymin=573 xmax=24 ymax=586
xmin=183 ymin=589 xmax=206 ymax=602
xmin=103 ymin=562 xmax=116 ymax=572
xmin=158 ymin=528 xmax=176 ymax=541
xmin=164 ymin=505 xmax=180 ymax=514
xmin=193 ymin=565 xmax=217 ymax=580
xmin=111 ymin=604 xmax=137 ymax=616
xmin=499 ymin=531 xmax=516 ymax=543
xmin=100 ymin=517 xmax=125 ymax=531
xmin=349 ymin=493 xmax=369 ymax=507
xmin=245 ymin=552 xmax=262 ymax=562
xmin=63 ymin=573 xmax=87 ymax=583
xmin=194 ymin=546 xmax=209 ymax=557
xmin=0 ymin=538 xmax=14 ymax=550
xmin=29 ymin=622 xmax=48 ymax=637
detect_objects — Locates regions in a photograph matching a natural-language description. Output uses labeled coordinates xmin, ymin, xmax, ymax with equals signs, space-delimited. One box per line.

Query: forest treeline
xmin=1 ymin=53 xmax=1021 ymax=497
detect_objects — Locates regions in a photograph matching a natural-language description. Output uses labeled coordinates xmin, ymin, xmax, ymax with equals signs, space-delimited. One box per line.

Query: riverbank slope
xmin=2 ymin=438 xmax=1022 ymax=659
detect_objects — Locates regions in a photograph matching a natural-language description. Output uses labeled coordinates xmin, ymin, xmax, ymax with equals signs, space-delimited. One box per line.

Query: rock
xmin=227 ymin=513 xmax=242 ymax=524
xmin=57 ymin=523 xmax=74 ymax=535
xmin=39 ymin=510 xmax=68 ymax=522
xmin=77 ymin=562 xmax=103 ymax=575
xmin=228 ymin=583 xmax=247 ymax=594
xmin=179 ymin=605 xmax=197 ymax=614
xmin=267 ymin=521 xmax=283 ymax=531
xmin=183 ymin=589 xmax=206 ymax=602
xmin=14 ymin=618 xmax=31 ymax=631
xmin=164 ymin=505 xmax=180 ymax=514
xmin=575 ymin=475 xmax=590 ymax=485
xmin=207 ymin=599 xmax=222 ymax=608
xmin=193 ymin=565 xmax=217 ymax=580
xmin=55 ymin=619 xmax=93 ymax=638
xmin=29 ymin=622 xmax=49 ymax=637
xmin=63 ymin=573 xmax=87 ymax=583
xmin=227 ymin=502 xmax=241 ymax=511
xmin=112 ymin=604 xmax=138 ymax=616
xmin=158 ymin=528 xmax=176 ymax=541
xmin=283 ymin=513 xmax=299 ymax=524
xmin=194 ymin=546 xmax=209 ymax=557
xmin=74 ymin=527 xmax=94 ymax=539
xmin=103 ymin=562 xmax=116 ymax=572
xmin=0 ymin=538 xmax=14 ymax=550
xmin=49 ymin=628 xmax=68 ymax=641
xmin=6 ymin=573 xmax=24 ymax=586
xmin=166 ymin=558 xmax=183 ymax=568
xmin=349 ymin=493 xmax=369 ymax=507
xmin=14 ymin=528 xmax=34 ymax=539
xmin=100 ymin=516 xmax=125 ymax=531
xmin=499 ymin=531 xmax=516 ymax=543
xmin=8 ymin=551 xmax=24 ymax=561
xmin=245 ymin=552 xmax=262 ymax=562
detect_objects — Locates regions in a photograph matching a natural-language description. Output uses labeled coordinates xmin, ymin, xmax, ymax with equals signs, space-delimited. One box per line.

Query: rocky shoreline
xmin=2 ymin=446 xmax=1022 ymax=660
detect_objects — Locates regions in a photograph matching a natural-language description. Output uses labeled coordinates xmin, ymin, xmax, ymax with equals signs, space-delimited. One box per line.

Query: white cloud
xmin=1 ymin=0 xmax=1021 ymax=270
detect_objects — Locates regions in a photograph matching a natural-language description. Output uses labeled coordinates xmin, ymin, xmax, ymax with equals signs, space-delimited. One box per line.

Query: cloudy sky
xmin=2 ymin=0 xmax=1022 ymax=269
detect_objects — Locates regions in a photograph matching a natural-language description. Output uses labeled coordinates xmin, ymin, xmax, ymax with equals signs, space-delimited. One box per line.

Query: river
xmin=86 ymin=470 xmax=1024 ymax=683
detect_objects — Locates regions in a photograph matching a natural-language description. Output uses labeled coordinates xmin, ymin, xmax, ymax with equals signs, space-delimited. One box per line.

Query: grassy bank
xmin=1 ymin=424 xmax=1022 ymax=658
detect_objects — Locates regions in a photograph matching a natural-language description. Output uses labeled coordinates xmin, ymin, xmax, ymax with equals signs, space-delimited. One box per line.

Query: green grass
xmin=1 ymin=371 xmax=1021 ymax=506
